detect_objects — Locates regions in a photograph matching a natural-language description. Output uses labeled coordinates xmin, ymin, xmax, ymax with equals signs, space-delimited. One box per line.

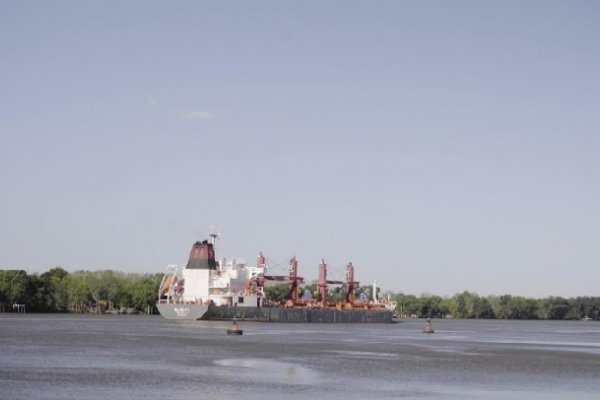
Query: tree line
xmin=391 ymin=291 xmax=600 ymax=320
xmin=1 ymin=268 xmax=599 ymax=320
xmin=235 ymin=283 xmax=600 ymax=320
xmin=0 ymin=268 xmax=162 ymax=314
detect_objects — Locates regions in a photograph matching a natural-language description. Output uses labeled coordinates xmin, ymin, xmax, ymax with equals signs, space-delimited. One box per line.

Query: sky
xmin=1 ymin=1 xmax=599 ymax=298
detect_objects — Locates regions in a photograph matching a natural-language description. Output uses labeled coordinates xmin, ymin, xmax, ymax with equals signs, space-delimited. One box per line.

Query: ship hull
xmin=205 ymin=306 xmax=394 ymax=323
xmin=156 ymin=303 xmax=210 ymax=320
xmin=157 ymin=303 xmax=393 ymax=322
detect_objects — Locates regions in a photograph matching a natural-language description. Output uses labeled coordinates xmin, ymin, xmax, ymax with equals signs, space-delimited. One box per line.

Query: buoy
xmin=227 ymin=318 xmax=243 ymax=335
xmin=422 ymin=318 xmax=434 ymax=334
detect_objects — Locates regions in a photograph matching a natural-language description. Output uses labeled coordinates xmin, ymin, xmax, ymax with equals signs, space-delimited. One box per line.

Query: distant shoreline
xmin=1 ymin=268 xmax=599 ymax=321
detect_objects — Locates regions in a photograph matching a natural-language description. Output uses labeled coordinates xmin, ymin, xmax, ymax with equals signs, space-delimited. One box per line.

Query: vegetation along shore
xmin=1 ymin=268 xmax=599 ymax=320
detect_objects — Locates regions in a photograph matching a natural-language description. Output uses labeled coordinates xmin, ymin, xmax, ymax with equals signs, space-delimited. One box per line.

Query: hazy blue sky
xmin=1 ymin=1 xmax=599 ymax=297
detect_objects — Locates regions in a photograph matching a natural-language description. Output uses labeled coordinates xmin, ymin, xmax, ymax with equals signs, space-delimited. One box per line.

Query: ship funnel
xmin=186 ymin=240 xmax=217 ymax=270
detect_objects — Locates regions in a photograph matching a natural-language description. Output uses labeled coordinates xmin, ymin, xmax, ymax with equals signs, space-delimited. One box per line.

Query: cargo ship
xmin=157 ymin=237 xmax=394 ymax=323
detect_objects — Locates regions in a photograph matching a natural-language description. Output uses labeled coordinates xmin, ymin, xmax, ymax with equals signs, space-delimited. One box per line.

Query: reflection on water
xmin=0 ymin=315 xmax=599 ymax=400
xmin=213 ymin=358 xmax=319 ymax=385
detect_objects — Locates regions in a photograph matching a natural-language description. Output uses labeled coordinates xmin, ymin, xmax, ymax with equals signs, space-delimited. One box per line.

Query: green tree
xmin=450 ymin=291 xmax=472 ymax=318
xmin=415 ymin=295 xmax=444 ymax=318
xmin=489 ymin=294 xmax=512 ymax=319
xmin=470 ymin=296 xmax=495 ymax=319
xmin=544 ymin=297 xmax=571 ymax=320
xmin=40 ymin=267 xmax=70 ymax=312
xmin=264 ymin=282 xmax=290 ymax=302
xmin=0 ymin=270 xmax=29 ymax=310
xmin=394 ymin=293 xmax=419 ymax=317
xmin=328 ymin=286 xmax=345 ymax=303
xmin=128 ymin=274 xmax=162 ymax=312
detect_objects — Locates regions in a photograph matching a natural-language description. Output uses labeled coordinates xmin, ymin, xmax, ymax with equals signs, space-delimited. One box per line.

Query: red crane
xmin=253 ymin=255 xmax=304 ymax=302
xmin=318 ymin=260 xmax=359 ymax=304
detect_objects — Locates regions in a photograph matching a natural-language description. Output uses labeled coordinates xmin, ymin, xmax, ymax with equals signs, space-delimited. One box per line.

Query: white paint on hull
xmin=156 ymin=303 xmax=210 ymax=320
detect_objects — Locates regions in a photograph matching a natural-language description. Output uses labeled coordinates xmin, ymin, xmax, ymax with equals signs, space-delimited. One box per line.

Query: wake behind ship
xmin=157 ymin=238 xmax=394 ymax=323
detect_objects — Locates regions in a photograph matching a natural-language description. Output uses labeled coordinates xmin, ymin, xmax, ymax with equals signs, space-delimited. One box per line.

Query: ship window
xmin=238 ymin=297 xmax=244 ymax=304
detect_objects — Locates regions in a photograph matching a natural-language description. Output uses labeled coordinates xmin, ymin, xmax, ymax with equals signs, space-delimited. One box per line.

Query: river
xmin=1 ymin=315 xmax=599 ymax=400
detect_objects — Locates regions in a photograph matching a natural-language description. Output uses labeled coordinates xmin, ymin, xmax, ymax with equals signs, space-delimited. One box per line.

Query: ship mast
xmin=208 ymin=225 xmax=221 ymax=247
xmin=373 ymin=279 xmax=379 ymax=304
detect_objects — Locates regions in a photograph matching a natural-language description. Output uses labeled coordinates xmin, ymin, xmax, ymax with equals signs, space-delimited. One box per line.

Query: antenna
xmin=208 ymin=224 xmax=221 ymax=246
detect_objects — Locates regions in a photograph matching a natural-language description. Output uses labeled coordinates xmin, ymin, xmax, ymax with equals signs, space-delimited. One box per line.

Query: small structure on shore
xmin=12 ymin=304 xmax=26 ymax=313
xmin=227 ymin=317 xmax=243 ymax=335
xmin=422 ymin=318 xmax=434 ymax=334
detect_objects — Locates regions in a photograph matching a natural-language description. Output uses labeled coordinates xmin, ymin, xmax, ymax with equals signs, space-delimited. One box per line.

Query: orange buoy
xmin=227 ymin=318 xmax=243 ymax=335
xmin=422 ymin=318 xmax=434 ymax=334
